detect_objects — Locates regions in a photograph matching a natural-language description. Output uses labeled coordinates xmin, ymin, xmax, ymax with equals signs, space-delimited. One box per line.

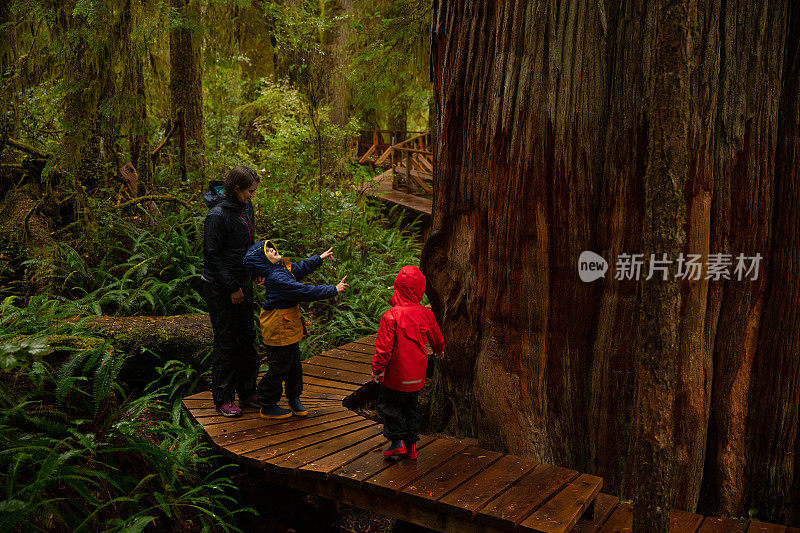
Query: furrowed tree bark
xmin=426 ymin=0 xmax=799 ymax=524
xmin=169 ymin=0 xmax=206 ymax=179
xmin=623 ymin=1 xmax=691 ymax=530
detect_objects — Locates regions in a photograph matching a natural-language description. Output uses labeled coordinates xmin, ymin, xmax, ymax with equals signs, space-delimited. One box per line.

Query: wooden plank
xmin=302 ymin=362 xmax=371 ymax=386
xmin=189 ymin=396 xmax=337 ymax=417
xmin=597 ymin=501 xmax=633 ymax=532
xmin=337 ymin=342 xmax=375 ymax=355
xmin=519 ymin=473 xmax=602 ymax=533
xmin=364 ymin=438 xmax=468 ymax=497
xmin=572 ymin=493 xmax=619 ymax=533
xmin=358 ymin=142 xmax=377 ymax=164
xmin=301 ymin=383 xmax=350 ymax=398
xmin=321 ymin=348 xmax=374 ymax=364
xmin=746 ymin=522 xmax=787 ymax=532
xmin=332 ymin=435 xmax=436 ymax=487
xmin=476 ymin=463 xmax=578 ymax=530
xmin=246 ymin=418 xmax=376 ymax=465
xmin=305 ymin=355 xmax=373 ymax=374
xmin=438 ymin=454 xmax=540 ymax=519
xmin=400 ymin=446 xmax=502 ymax=509
xmin=669 ymin=510 xmax=704 ymax=532
xmin=354 ymin=334 xmax=378 ymax=345
xmin=696 ymin=516 xmax=749 ymax=532
xmin=211 ymin=408 xmax=353 ymax=446
xmin=302 ymin=375 xmax=362 ymax=391
xmin=269 ymin=423 xmax=383 ymax=473
xmin=300 ymin=433 xmax=386 ymax=479
xmin=223 ymin=412 xmax=360 ymax=454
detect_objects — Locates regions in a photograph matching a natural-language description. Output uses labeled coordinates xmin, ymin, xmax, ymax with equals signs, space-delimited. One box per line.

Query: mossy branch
xmin=115 ymin=195 xmax=190 ymax=210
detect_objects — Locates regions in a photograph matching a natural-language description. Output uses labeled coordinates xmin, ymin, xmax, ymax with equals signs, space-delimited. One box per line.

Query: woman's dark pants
xmin=202 ymin=280 xmax=260 ymax=405
xmin=257 ymin=342 xmax=303 ymax=405
xmin=378 ymin=383 xmax=421 ymax=445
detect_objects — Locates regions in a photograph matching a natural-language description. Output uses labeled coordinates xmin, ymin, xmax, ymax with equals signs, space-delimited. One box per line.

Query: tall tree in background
xmin=423 ymin=0 xmax=800 ymax=525
xmin=169 ymin=0 xmax=205 ymax=179
xmin=330 ymin=0 xmax=353 ymax=127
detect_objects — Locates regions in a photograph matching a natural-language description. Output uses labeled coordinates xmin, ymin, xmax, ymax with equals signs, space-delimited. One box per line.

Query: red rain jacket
xmin=371 ymin=266 xmax=445 ymax=392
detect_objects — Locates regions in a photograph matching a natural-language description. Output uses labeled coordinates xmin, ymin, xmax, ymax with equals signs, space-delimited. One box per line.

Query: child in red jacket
xmin=371 ymin=266 xmax=445 ymax=459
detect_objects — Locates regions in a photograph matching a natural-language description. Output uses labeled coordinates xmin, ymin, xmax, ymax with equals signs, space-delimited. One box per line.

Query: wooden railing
xmin=356 ymin=130 xmax=425 ymax=163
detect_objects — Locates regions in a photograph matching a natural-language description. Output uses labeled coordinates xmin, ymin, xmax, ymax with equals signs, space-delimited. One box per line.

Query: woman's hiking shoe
xmin=383 ymin=440 xmax=407 ymax=459
xmin=406 ymin=442 xmax=417 ymax=460
xmin=288 ymin=397 xmax=308 ymax=417
xmin=260 ymin=404 xmax=292 ymax=419
xmin=216 ymin=402 xmax=242 ymax=418
xmin=239 ymin=394 xmax=260 ymax=409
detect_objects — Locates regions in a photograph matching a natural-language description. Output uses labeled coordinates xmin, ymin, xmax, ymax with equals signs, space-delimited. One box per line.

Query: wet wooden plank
xmin=302 ymin=362 xmax=371 ymax=386
xmin=300 ymin=434 xmax=386 ymax=479
xmin=572 ymin=493 xmax=619 ymax=533
xmin=301 ymin=383 xmax=350 ymax=399
xmin=245 ymin=418 xmax=377 ymax=465
xmin=322 ymin=348 xmax=375 ymax=364
xmin=211 ymin=408 xmax=353 ymax=447
xmin=302 ymin=375 xmax=362 ymax=391
xmin=437 ymin=454 xmax=540 ymax=519
xmin=597 ymin=501 xmax=632 ymax=532
xmin=400 ymin=446 xmax=502 ymax=509
xmin=476 ymin=463 xmax=578 ymax=530
xmin=270 ymin=423 xmax=383 ymax=473
xmin=364 ymin=439 xmax=468 ymax=497
xmin=305 ymin=355 xmax=373 ymax=374
xmin=669 ymin=510 xmax=704 ymax=532
xmin=332 ymin=435 xmax=435 ymax=487
xmin=519 ymin=473 xmax=602 ymax=533
xmin=696 ymin=516 xmax=749 ymax=532
xmin=338 ymin=342 xmax=375 ymax=355
xmin=215 ymin=411 xmax=361 ymax=455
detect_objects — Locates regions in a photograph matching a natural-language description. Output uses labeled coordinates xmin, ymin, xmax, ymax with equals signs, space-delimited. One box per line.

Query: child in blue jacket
xmin=243 ymin=239 xmax=349 ymax=418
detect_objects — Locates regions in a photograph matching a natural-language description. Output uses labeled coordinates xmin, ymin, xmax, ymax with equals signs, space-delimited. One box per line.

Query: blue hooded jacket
xmin=243 ymin=240 xmax=338 ymax=310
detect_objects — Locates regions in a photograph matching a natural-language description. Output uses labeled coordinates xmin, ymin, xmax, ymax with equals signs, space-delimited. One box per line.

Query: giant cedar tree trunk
xmin=169 ymin=0 xmax=206 ymax=178
xmin=424 ymin=0 xmax=799 ymax=524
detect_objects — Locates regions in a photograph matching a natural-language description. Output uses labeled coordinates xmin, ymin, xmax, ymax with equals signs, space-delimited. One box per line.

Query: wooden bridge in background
xmin=358 ymin=130 xmax=433 ymax=216
xmin=182 ymin=334 xmax=793 ymax=533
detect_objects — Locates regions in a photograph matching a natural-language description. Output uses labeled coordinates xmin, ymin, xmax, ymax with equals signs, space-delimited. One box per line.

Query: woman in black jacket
xmin=201 ymin=165 xmax=260 ymax=417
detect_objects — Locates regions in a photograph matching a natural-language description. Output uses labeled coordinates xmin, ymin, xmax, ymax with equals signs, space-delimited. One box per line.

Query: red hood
xmin=389 ymin=266 xmax=426 ymax=306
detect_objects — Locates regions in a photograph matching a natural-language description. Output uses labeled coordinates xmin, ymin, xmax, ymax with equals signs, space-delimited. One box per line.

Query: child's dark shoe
xmin=288 ymin=397 xmax=308 ymax=417
xmin=406 ymin=441 xmax=417 ymax=460
xmin=383 ymin=440 xmax=407 ymax=459
xmin=260 ymin=404 xmax=292 ymax=419
xmin=239 ymin=394 xmax=261 ymax=409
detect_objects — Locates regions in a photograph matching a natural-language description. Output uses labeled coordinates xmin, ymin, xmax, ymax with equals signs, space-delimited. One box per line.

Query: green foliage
xmin=26 ymin=206 xmax=205 ymax=316
xmin=0 ymin=296 xmax=247 ymax=531
xmin=251 ymin=175 xmax=425 ymax=358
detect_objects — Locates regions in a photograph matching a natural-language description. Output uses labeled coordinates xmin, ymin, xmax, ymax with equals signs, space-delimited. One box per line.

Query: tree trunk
xmin=121 ymin=0 xmax=151 ymax=186
xmin=624 ymin=1 xmax=691 ymax=530
xmin=169 ymin=0 xmax=206 ymax=180
xmin=425 ymin=0 xmax=799 ymax=524
xmin=236 ymin=0 xmax=275 ymax=94
xmin=330 ymin=0 xmax=353 ymax=128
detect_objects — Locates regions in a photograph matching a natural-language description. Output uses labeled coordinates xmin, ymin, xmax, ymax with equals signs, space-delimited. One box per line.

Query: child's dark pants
xmin=257 ymin=342 xmax=303 ymax=405
xmin=378 ymin=383 xmax=421 ymax=445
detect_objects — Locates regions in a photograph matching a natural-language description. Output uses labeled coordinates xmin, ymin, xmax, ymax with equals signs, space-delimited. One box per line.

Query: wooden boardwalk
xmin=183 ymin=333 xmax=795 ymax=533
xmin=362 ymin=169 xmax=432 ymax=216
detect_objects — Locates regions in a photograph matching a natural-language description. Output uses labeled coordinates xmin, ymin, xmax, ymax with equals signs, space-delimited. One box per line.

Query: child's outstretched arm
xmin=427 ymin=309 xmax=445 ymax=358
xmin=292 ymin=247 xmax=335 ymax=280
xmin=371 ymin=312 xmax=395 ymax=382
